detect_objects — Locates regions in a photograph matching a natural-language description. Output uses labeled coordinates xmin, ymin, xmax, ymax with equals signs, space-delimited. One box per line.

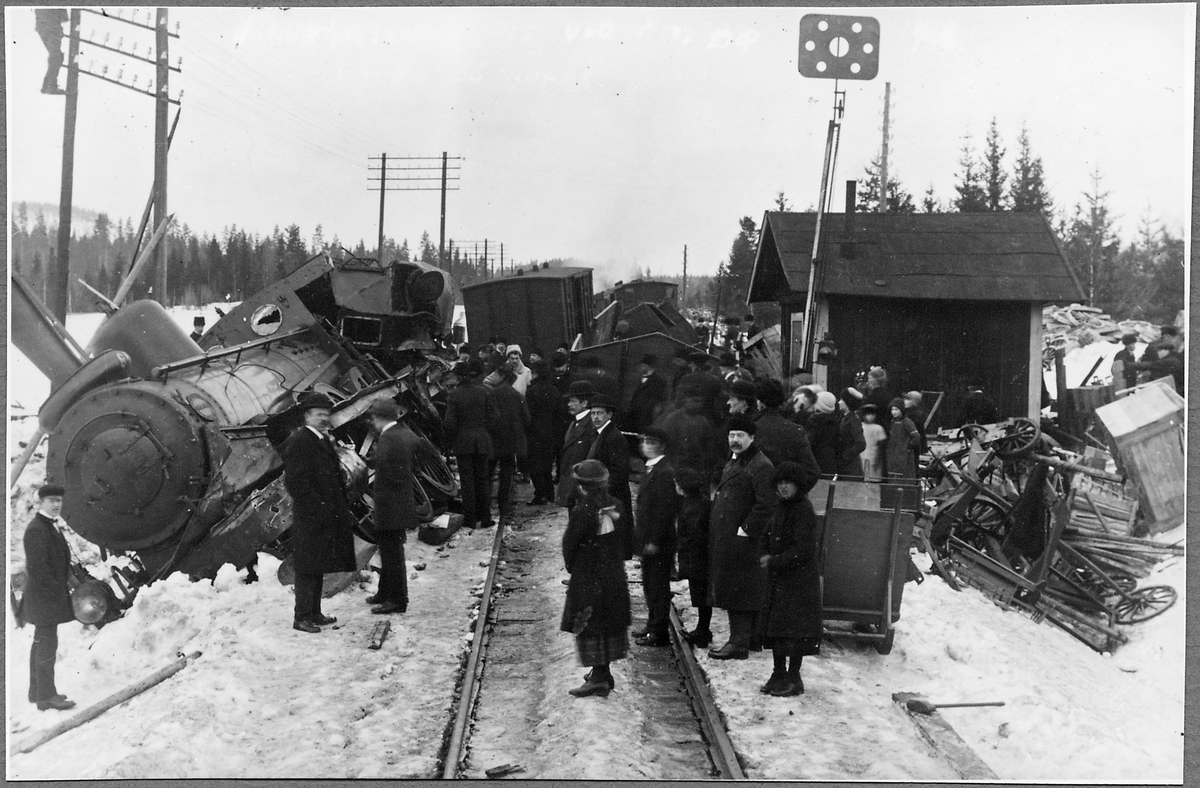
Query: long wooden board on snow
xmin=892 ymin=692 xmax=998 ymax=780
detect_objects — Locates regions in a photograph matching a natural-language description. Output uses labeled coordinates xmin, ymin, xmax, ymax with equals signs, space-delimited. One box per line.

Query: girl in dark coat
xmin=560 ymin=460 xmax=632 ymax=698
xmin=674 ymin=467 xmax=713 ymax=647
xmin=885 ymin=398 xmax=921 ymax=483
xmin=758 ymin=462 xmax=822 ymax=697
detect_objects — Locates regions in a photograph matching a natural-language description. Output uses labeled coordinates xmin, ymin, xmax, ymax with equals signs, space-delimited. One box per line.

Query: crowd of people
xmin=425 ymin=336 xmax=950 ymax=698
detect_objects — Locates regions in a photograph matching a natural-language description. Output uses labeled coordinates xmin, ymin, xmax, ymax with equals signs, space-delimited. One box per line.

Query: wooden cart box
xmin=811 ymin=479 xmax=916 ymax=654
xmin=1094 ymin=381 xmax=1185 ymax=533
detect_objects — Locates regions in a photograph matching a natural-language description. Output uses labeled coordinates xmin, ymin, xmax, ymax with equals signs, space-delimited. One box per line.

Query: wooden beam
xmin=892 ymin=692 xmax=998 ymax=780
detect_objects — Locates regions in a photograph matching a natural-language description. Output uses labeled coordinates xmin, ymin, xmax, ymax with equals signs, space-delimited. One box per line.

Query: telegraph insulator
xmin=175 ymin=21 xmax=180 ymax=34
xmin=178 ymin=89 xmax=185 ymax=100
xmin=177 ymin=56 xmax=182 ymax=68
xmin=103 ymin=32 xmax=109 ymax=44
xmin=117 ymin=37 xmax=123 ymax=50
xmin=131 ymin=74 xmax=139 ymax=86
xmin=131 ymin=42 xmax=138 ymax=55
xmin=101 ymin=63 xmax=109 ymax=75
xmin=798 ymin=14 xmax=879 ymax=80
xmin=117 ymin=68 xmax=124 ymax=81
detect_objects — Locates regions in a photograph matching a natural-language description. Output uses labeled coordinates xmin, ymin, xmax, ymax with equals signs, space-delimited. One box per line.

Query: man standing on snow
xmin=708 ymin=417 xmax=777 ymax=660
xmin=281 ymin=392 xmax=357 ymax=633
xmin=22 ymin=483 xmax=77 ymax=710
xmin=365 ymin=398 xmax=417 ymax=615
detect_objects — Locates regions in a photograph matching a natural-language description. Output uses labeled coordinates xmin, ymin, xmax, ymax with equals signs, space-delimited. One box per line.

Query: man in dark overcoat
xmin=676 ymin=352 xmax=725 ymax=422
xmin=22 ymin=484 xmax=77 ymax=710
xmin=707 ymin=416 xmax=777 ymax=660
xmin=955 ymin=382 xmax=1001 ymax=427
xmin=282 ymin=392 xmax=358 ymax=633
xmin=632 ymin=427 xmax=680 ymax=647
xmin=445 ymin=359 xmax=498 ymax=529
xmin=556 ymin=380 xmax=597 ymax=509
xmin=658 ymin=391 xmax=725 ymax=487
xmin=586 ymin=393 xmax=634 ymax=557
xmin=488 ymin=368 xmax=531 ymax=523
xmin=752 ymin=379 xmax=821 ymax=496
xmin=524 ymin=359 xmax=560 ymax=505
xmin=626 ymin=354 xmax=670 ymax=439
xmin=366 ymin=397 xmax=418 ymax=615
xmin=549 ymin=351 xmax=576 ymax=483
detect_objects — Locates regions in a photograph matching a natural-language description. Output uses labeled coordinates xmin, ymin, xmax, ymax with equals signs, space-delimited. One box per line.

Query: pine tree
xmin=922 ymin=185 xmax=940 ymax=213
xmin=775 ymin=191 xmax=791 ymax=211
xmin=952 ymin=136 xmax=989 ymax=212
xmin=419 ymin=232 xmax=438 ymax=265
xmin=857 ymin=154 xmax=916 ymax=213
xmin=983 ymin=118 xmax=1008 ymax=211
xmin=1009 ymin=124 xmax=1054 ymax=215
xmin=1062 ymin=169 xmax=1121 ymax=311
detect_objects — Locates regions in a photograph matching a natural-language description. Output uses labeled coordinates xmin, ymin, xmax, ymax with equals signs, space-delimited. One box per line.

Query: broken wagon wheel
xmin=991 ymin=417 xmax=1042 ymax=460
xmin=1113 ymin=585 xmax=1177 ymax=625
xmin=414 ymin=438 xmax=458 ymax=496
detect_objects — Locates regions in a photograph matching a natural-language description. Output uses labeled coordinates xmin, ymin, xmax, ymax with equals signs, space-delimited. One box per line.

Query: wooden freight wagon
xmin=1094 ymin=380 xmax=1185 ymax=533
xmin=461 ymin=266 xmax=594 ymax=353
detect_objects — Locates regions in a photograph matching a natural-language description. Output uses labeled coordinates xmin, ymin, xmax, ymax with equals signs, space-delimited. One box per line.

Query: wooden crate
xmin=1093 ymin=381 xmax=1185 ymax=533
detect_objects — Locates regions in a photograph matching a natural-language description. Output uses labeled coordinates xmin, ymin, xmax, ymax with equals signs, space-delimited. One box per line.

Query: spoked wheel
xmin=952 ymin=499 xmax=1009 ymax=551
xmin=1113 ymin=585 xmax=1177 ymax=624
xmin=415 ymin=438 xmax=458 ymax=496
xmin=992 ymin=417 xmax=1042 ymax=460
xmin=413 ymin=477 xmax=434 ymax=521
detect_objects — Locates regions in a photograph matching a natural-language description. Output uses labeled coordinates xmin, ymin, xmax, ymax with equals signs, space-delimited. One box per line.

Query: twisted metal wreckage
xmin=12 ymin=251 xmax=460 ymax=624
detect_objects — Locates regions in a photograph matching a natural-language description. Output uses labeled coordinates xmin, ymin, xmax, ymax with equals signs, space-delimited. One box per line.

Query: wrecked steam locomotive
xmin=12 ymin=252 xmax=459 ymax=621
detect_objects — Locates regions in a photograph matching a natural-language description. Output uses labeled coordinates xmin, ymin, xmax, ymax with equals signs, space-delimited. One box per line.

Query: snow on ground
xmin=5 ymin=309 xmax=1187 ymax=780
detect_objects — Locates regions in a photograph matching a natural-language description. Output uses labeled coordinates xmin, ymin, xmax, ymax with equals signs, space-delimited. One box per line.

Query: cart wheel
xmin=957 ymin=424 xmax=986 ymax=444
xmin=415 ymin=439 xmax=458 ymax=496
xmin=992 ymin=417 xmax=1042 ymax=460
xmin=947 ymin=499 xmax=1009 ymax=551
xmin=1113 ymin=585 xmax=1177 ymax=624
xmin=414 ymin=478 xmax=434 ymax=521
xmin=876 ymin=628 xmax=895 ymax=655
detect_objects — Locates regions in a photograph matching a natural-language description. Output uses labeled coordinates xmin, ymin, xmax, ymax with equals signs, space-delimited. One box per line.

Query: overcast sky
xmin=5 ymin=4 xmax=1195 ymax=285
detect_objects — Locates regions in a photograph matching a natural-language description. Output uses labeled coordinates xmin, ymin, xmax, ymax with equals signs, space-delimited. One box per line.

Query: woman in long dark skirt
xmin=673 ymin=467 xmax=713 ymax=648
xmin=561 ymin=459 xmax=633 ymax=698
xmin=757 ymin=461 xmax=823 ymax=697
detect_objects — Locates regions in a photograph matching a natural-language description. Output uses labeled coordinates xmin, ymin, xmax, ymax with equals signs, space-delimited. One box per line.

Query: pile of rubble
xmin=1043 ymin=304 xmax=1160 ymax=357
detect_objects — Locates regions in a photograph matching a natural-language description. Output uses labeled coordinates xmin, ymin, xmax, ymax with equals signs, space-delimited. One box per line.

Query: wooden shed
xmin=748 ymin=211 xmax=1085 ymax=430
xmin=461 ymin=266 xmax=594 ymax=353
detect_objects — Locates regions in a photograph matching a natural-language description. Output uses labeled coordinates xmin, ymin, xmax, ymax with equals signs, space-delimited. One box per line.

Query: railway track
xmin=438 ymin=503 xmax=744 ymax=780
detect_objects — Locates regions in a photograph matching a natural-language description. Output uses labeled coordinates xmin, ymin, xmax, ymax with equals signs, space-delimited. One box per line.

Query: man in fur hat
xmin=707 ymin=416 xmax=777 ymax=660
xmin=282 ymin=392 xmax=358 ymax=633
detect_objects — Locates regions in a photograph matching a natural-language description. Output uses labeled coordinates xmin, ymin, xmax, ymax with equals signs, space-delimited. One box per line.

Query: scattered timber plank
xmin=892 ymin=692 xmax=998 ymax=781
xmin=368 ymin=620 xmax=391 ymax=650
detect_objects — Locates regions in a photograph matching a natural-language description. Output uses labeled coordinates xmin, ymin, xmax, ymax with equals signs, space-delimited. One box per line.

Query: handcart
xmin=813 ymin=477 xmax=919 ymax=654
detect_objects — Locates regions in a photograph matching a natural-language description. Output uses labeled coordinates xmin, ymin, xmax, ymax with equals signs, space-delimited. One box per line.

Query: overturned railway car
xmin=461 ymin=265 xmax=594 ymax=352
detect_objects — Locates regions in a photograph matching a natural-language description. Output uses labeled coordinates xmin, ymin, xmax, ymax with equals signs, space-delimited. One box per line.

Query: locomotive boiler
xmin=12 ymin=253 xmax=459 ymax=616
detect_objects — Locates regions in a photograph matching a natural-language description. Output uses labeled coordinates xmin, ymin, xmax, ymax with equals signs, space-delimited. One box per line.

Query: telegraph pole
xmin=368 ymin=153 xmax=461 ymax=267
xmin=681 ymin=245 xmax=688 ymax=310
xmin=154 ymin=8 xmax=170 ymax=300
xmin=879 ymin=81 xmax=890 ymax=212
xmin=51 ymin=10 xmax=81 ymax=322
xmin=439 ymin=152 xmax=448 ymax=270
xmin=373 ymin=152 xmax=387 ymax=260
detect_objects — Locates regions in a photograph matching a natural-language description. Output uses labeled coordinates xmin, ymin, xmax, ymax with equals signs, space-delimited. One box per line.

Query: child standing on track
xmin=758 ymin=461 xmax=823 ymax=697
xmin=561 ymin=459 xmax=632 ymax=698
xmin=674 ymin=467 xmax=713 ymax=648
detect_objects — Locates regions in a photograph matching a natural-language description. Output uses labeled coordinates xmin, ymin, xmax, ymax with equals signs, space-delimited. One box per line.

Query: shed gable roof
xmin=749 ymin=211 xmax=1085 ymax=303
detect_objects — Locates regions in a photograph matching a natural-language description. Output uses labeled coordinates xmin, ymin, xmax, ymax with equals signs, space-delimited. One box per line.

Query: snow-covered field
xmin=5 ymin=308 xmax=1186 ymax=780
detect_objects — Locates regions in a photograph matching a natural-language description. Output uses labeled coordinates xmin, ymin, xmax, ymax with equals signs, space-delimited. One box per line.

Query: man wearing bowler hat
xmin=22 ymin=483 xmax=77 ymax=710
xmin=587 ymin=392 xmax=634 ymax=554
xmin=556 ymin=380 xmax=598 ymax=510
xmin=281 ymin=392 xmax=358 ymax=633
xmin=626 ymin=354 xmax=669 ymax=438
xmin=632 ymin=427 xmax=680 ymax=647
xmin=365 ymin=397 xmax=417 ymax=615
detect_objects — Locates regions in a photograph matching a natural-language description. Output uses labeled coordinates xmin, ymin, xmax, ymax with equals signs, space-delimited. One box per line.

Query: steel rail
xmin=439 ymin=521 xmax=506 ymax=779
xmin=668 ymin=604 xmax=746 ymax=779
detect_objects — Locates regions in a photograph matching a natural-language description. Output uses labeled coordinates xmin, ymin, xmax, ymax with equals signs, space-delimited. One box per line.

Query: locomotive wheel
xmin=1113 ymin=585 xmax=1177 ymax=624
xmin=414 ymin=477 xmax=434 ymax=521
xmin=992 ymin=417 xmax=1042 ymax=460
xmin=415 ymin=438 xmax=458 ymax=496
